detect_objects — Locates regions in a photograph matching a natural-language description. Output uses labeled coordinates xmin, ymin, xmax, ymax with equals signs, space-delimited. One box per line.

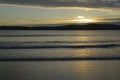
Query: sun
xmin=74 ymin=16 xmax=95 ymax=23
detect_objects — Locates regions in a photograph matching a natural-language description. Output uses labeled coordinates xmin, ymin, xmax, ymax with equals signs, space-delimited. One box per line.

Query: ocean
xmin=0 ymin=30 xmax=120 ymax=80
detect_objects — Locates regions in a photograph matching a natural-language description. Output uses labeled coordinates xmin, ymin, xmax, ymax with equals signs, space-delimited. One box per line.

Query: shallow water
xmin=0 ymin=30 xmax=120 ymax=60
xmin=0 ymin=30 xmax=120 ymax=80
xmin=0 ymin=61 xmax=120 ymax=80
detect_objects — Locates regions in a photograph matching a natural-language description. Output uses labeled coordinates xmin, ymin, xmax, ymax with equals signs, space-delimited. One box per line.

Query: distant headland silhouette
xmin=0 ymin=23 xmax=120 ymax=30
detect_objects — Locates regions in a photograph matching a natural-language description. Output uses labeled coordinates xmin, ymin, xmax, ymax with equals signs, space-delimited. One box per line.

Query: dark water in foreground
xmin=0 ymin=61 xmax=120 ymax=80
xmin=0 ymin=30 xmax=120 ymax=80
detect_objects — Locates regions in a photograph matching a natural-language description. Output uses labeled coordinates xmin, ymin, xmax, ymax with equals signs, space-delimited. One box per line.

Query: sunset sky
xmin=0 ymin=0 xmax=119 ymax=25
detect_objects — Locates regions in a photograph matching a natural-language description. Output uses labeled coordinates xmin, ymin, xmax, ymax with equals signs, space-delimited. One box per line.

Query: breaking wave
xmin=0 ymin=57 xmax=120 ymax=61
xmin=0 ymin=44 xmax=120 ymax=49
xmin=0 ymin=40 xmax=120 ymax=43
xmin=0 ymin=34 xmax=118 ymax=37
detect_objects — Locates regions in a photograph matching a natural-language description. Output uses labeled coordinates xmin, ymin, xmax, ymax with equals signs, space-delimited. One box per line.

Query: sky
xmin=0 ymin=0 xmax=120 ymax=25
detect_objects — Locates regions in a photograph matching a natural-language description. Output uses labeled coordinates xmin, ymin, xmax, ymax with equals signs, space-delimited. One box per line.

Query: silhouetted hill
xmin=0 ymin=23 xmax=120 ymax=30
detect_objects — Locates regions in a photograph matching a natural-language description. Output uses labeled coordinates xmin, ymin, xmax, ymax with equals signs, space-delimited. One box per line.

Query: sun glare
xmin=74 ymin=16 xmax=95 ymax=23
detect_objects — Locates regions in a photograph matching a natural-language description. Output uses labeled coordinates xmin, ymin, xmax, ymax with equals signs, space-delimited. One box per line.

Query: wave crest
xmin=0 ymin=57 xmax=120 ymax=61
xmin=0 ymin=44 xmax=120 ymax=49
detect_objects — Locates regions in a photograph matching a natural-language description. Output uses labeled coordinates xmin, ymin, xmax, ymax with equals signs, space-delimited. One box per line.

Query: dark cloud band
xmin=0 ymin=0 xmax=120 ymax=9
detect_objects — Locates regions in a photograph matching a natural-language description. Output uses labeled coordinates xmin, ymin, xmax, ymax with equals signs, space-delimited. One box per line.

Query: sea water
xmin=0 ymin=30 xmax=120 ymax=80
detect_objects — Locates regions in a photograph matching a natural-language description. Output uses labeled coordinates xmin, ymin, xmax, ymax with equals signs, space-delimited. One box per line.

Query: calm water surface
xmin=0 ymin=30 xmax=120 ymax=80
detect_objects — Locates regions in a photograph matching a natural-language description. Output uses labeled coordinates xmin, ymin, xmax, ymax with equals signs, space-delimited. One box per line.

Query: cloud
xmin=95 ymin=17 xmax=120 ymax=22
xmin=23 ymin=17 xmax=120 ymax=25
xmin=0 ymin=0 xmax=119 ymax=9
xmin=23 ymin=18 xmax=75 ymax=24
xmin=0 ymin=16 xmax=119 ymax=25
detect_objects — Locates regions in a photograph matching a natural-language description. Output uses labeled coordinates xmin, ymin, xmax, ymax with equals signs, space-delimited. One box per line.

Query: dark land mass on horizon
xmin=0 ymin=23 xmax=120 ymax=30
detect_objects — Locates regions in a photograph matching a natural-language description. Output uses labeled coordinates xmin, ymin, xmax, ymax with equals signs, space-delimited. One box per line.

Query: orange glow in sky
xmin=73 ymin=16 xmax=95 ymax=23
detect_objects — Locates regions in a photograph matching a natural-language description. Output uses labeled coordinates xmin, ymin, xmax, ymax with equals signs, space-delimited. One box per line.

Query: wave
xmin=0 ymin=34 xmax=118 ymax=37
xmin=0 ymin=57 xmax=120 ymax=61
xmin=0 ymin=40 xmax=120 ymax=44
xmin=0 ymin=44 xmax=120 ymax=49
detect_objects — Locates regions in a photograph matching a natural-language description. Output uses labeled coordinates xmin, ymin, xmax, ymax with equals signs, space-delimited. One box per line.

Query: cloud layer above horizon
xmin=0 ymin=0 xmax=119 ymax=25
xmin=0 ymin=0 xmax=120 ymax=9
